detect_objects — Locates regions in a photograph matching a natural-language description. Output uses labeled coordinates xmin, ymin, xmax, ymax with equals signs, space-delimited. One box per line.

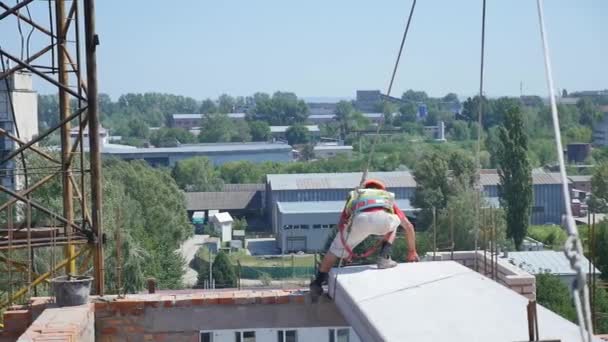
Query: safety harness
xmin=338 ymin=189 xmax=396 ymax=262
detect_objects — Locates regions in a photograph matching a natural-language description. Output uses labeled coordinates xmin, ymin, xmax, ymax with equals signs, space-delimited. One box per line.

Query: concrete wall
xmin=202 ymin=326 xmax=360 ymax=342
xmin=428 ymin=251 xmax=536 ymax=300
xmin=277 ymin=209 xmax=337 ymax=252
xmin=95 ymin=291 xmax=353 ymax=342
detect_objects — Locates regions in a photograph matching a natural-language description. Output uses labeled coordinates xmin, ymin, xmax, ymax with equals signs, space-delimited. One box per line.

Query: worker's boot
xmin=309 ymin=271 xmax=328 ymax=300
xmin=377 ymin=241 xmax=398 ymax=269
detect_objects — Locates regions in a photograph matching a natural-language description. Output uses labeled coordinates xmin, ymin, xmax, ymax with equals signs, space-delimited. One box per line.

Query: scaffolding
xmin=0 ymin=0 xmax=104 ymax=315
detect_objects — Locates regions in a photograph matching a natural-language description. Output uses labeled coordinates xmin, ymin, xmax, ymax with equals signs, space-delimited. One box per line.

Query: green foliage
xmin=103 ymin=160 xmax=192 ymax=290
xmin=594 ymin=221 xmax=608 ymax=281
xmin=249 ymin=120 xmax=271 ymax=141
xmin=200 ymin=98 xmax=217 ymax=114
xmin=259 ymin=272 xmax=273 ymax=286
xmin=172 ymin=157 xmax=223 ymax=191
xmin=577 ymin=98 xmax=603 ymax=127
xmin=301 ymin=144 xmax=315 ymax=161
xmin=450 ymin=121 xmax=470 ymax=141
xmin=198 ymin=113 xmax=235 ymax=143
xmin=150 ymin=127 xmax=196 ymax=147
xmin=233 ymin=217 xmax=248 ymax=231
xmin=497 ymin=103 xmax=532 ymax=250
xmin=592 ymin=163 xmax=608 ymax=208
xmin=217 ymin=94 xmax=236 ymax=113
xmin=285 ymin=124 xmax=310 ymax=145
xmin=536 ymin=273 xmax=577 ymax=322
xmin=527 ymin=225 xmax=568 ymax=249
xmin=249 ymin=92 xmax=308 ymax=125
xmin=212 ymin=251 xmax=237 ymax=288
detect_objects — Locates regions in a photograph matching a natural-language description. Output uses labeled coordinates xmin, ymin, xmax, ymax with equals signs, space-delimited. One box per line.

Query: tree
xmin=442 ymin=93 xmax=459 ymax=103
xmin=150 ymin=127 xmax=196 ymax=147
xmin=198 ymin=113 xmax=234 ymax=143
xmin=250 ymin=92 xmax=308 ymax=125
xmin=212 ymin=251 xmax=237 ymax=288
xmin=536 ymin=273 xmax=577 ymax=322
xmin=497 ymin=104 xmax=533 ymax=250
xmin=402 ymin=90 xmax=428 ymax=103
xmin=200 ymin=99 xmax=217 ymax=114
xmin=218 ymin=94 xmax=236 ymax=113
xmin=412 ymin=152 xmax=450 ymax=229
xmin=172 ymin=157 xmax=223 ymax=192
xmin=233 ymin=217 xmax=248 ymax=231
xmin=219 ymin=161 xmax=264 ymax=183
xmin=334 ymin=101 xmax=355 ymax=138
xmin=127 ymin=118 xmax=150 ymax=139
xmin=231 ymin=120 xmax=252 ymax=142
xmin=577 ymin=98 xmax=602 ymax=127
xmin=285 ymin=124 xmax=310 ymax=145
xmin=451 ymin=121 xmax=470 ymax=141
xmin=249 ymin=120 xmax=271 ymax=141
xmin=591 ymin=163 xmax=608 ymax=212
xmin=301 ymin=144 xmax=315 ymax=161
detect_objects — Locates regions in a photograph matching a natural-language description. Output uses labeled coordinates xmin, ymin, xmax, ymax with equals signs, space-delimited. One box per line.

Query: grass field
xmin=195 ymin=248 xmax=316 ymax=267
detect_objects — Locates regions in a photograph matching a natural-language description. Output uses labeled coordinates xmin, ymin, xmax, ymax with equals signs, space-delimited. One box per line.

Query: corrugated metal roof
xmin=185 ymin=191 xmax=261 ymax=211
xmin=172 ymin=113 xmax=245 ymax=119
xmin=277 ymin=199 xmax=414 ymax=214
xmin=504 ymin=251 xmax=600 ymax=276
xmin=267 ymin=171 xmax=416 ymax=190
xmin=568 ymin=175 xmax=592 ymax=183
xmin=269 ymin=125 xmax=320 ymax=133
xmin=480 ymin=172 xmax=567 ymax=186
xmin=222 ymin=184 xmax=265 ymax=192
xmin=313 ymin=145 xmax=353 ymax=151
xmin=103 ymin=142 xmax=292 ymax=155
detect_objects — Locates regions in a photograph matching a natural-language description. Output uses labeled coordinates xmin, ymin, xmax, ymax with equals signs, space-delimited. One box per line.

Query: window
xmin=278 ymin=330 xmax=298 ymax=342
xmin=301 ymin=225 xmax=310 ymax=230
xmin=313 ymin=224 xmax=322 ymax=229
xmin=235 ymin=331 xmax=256 ymax=342
xmin=321 ymin=224 xmax=330 ymax=229
xmin=283 ymin=225 xmax=293 ymax=230
xmin=329 ymin=329 xmax=350 ymax=342
xmin=200 ymin=332 xmax=213 ymax=342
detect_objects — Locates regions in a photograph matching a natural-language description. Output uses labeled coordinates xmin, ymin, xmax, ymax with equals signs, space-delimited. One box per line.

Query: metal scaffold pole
xmin=83 ymin=0 xmax=104 ymax=296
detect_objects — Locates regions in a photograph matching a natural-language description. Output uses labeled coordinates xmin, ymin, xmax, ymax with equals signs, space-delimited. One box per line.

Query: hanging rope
xmin=473 ymin=0 xmax=487 ymax=272
xmin=535 ymin=0 xmax=593 ymax=340
xmin=333 ymin=0 xmax=418 ymax=287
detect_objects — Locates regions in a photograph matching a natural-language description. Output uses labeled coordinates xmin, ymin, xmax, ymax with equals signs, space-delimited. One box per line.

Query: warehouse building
xmin=102 ymin=142 xmax=292 ymax=167
xmin=266 ymin=170 xmax=569 ymax=253
xmin=266 ymin=171 xmax=417 ymax=253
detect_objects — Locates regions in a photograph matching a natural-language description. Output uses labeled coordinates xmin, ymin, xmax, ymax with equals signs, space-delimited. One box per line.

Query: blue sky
xmin=2 ymin=1 xmax=607 ymax=100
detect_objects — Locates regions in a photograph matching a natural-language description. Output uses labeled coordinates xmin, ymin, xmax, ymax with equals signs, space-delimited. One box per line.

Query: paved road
xmin=178 ymin=234 xmax=208 ymax=287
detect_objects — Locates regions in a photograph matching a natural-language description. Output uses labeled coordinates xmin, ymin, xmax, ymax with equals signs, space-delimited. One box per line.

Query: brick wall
xmin=427 ymin=251 xmax=536 ymax=300
xmin=18 ymin=304 xmax=94 ymax=342
xmin=95 ymin=289 xmax=343 ymax=342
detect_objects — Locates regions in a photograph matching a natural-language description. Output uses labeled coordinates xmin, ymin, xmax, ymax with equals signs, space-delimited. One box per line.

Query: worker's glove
xmin=406 ymin=251 xmax=420 ymax=263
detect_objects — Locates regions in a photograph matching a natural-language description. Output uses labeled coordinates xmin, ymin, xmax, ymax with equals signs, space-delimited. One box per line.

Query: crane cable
xmin=331 ymin=0 xmax=417 ymax=297
xmin=535 ymin=0 xmax=593 ymax=340
xmin=473 ymin=0 xmax=487 ymax=272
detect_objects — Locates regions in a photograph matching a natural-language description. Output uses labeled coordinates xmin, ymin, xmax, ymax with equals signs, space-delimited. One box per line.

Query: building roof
xmin=276 ymin=199 xmax=415 ymax=214
xmin=172 ymin=113 xmax=246 ymax=120
xmin=329 ymin=261 xmax=597 ymax=342
xmin=222 ymin=183 xmax=265 ymax=192
xmin=313 ymin=145 xmax=353 ymax=151
xmin=102 ymin=142 xmax=292 ymax=155
xmin=479 ymin=172 xmax=568 ymax=186
xmin=212 ymin=212 xmax=233 ymax=224
xmin=185 ymin=190 xmax=262 ymax=211
xmin=568 ymin=175 xmax=592 ymax=183
xmin=269 ymin=125 xmax=320 ymax=133
xmin=504 ymin=251 xmax=600 ymax=276
xmin=267 ymin=171 xmax=416 ymax=191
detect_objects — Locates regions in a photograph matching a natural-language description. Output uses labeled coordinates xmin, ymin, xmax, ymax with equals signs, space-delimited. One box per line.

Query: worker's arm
xmin=337 ymin=195 xmax=353 ymax=229
xmin=393 ymin=205 xmax=419 ymax=262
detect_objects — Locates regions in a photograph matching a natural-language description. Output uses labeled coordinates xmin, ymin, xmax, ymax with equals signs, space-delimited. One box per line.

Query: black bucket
xmin=50 ymin=275 xmax=93 ymax=307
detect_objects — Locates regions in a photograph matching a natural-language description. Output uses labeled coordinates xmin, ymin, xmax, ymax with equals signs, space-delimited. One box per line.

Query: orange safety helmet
xmin=362 ymin=179 xmax=386 ymax=190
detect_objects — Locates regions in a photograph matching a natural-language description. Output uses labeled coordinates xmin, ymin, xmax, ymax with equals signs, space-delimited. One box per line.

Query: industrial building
xmin=265 ymin=170 xmax=569 ymax=253
xmin=307 ymin=113 xmax=385 ymax=125
xmin=270 ymin=125 xmax=320 ymax=142
xmin=0 ymin=71 xmax=38 ymax=190
xmin=313 ymin=144 xmax=353 ymax=159
xmin=102 ymin=142 xmax=293 ymax=167
xmin=170 ymin=113 xmax=246 ymax=130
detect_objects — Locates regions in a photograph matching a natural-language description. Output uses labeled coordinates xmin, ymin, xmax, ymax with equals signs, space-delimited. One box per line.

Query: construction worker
xmin=310 ymin=179 xmax=419 ymax=297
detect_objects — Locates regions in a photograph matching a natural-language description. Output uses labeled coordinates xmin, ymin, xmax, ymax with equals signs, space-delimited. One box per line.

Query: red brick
xmin=101 ymin=326 xmax=118 ymax=335
xmin=289 ymin=294 xmax=305 ymax=304
xmin=217 ymin=292 xmax=235 ymax=305
xmin=276 ymin=295 xmax=289 ymax=304
xmin=144 ymin=300 xmax=161 ymax=308
xmin=175 ymin=299 xmax=192 ymax=307
xmin=202 ymin=293 xmax=219 ymax=305
xmin=125 ymin=325 xmax=145 ymax=333
xmin=154 ymin=333 xmax=168 ymax=341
